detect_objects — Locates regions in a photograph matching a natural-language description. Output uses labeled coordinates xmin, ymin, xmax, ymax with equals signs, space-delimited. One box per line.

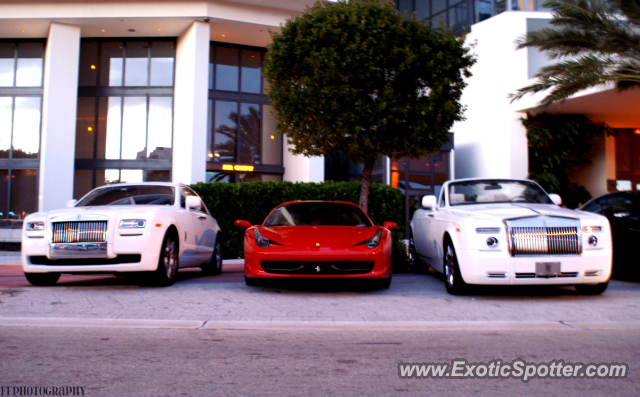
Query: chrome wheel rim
xmin=445 ymin=245 xmax=455 ymax=288
xmin=163 ymin=237 xmax=177 ymax=279
xmin=215 ymin=242 xmax=222 ymax=270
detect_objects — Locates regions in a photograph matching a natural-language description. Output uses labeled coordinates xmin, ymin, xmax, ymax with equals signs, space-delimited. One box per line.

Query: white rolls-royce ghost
xmin=22 ymin=183 xmax=222 ymax=286
xmin=409 ymin=179 xmax=612 ymax=295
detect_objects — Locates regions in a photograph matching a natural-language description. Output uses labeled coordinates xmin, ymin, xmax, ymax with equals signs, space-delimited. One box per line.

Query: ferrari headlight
xmin=26 ymin=222 xmax=45 ymax=231
xmin=254 ymin=229 xmax=270 ymax=248
xmin=119 ymin=219 xmax=146 ymax=228
xmin=365 ymin=230 xmax=383 ymax=249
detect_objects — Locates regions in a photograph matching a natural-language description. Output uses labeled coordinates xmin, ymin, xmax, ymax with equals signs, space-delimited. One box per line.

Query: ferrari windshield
xmin=448 ymin=180 xmax=553 ymax=206
xmin=264 ymin=202 xmax=373 ymax=227
xmin=77 ymin=185 xmax=175 ymax=206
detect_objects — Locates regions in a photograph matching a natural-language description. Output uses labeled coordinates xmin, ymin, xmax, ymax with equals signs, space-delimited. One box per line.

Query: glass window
xmin=0 ymin=97 xmax=12 ymax=158
xmin=408 ymin=157 xmax=431 ymax=172
xmin=16 ymin=43 xmax=44 ymax=87
xmin=100 ymin=42 xmax=124 ymax=87
xmin=241 ymin=50 xmax=261 ymax=94
xmin=239 ymin=103 xmax=261 ymax=164
xmin=147 ymin=97 xmax=173 ymax=159
xmin=121 ymin=97 xmax=148 ymax=159
xmin=104 ymin=97 xmax=122 ymax=159
xmin=145 ymin=170 xmax=171 ymax=182
xmin=78 ymin=42 xmax=98 ymax=87
xmin=262 ymin=174 xmax=282 ymax=182
xmin=433 ymin=152 xmax=448 ymax=173
xmin=206 ymin=172 xmax=232 ymax=183
xmin=416 ymin=0 xmax=430 ymax=19
xmin=449 ymin=180 xmax=553 ymax=206
xmin=398 ymin=0 xmax=413 ymax=15
xmin=0 ymin=43 xmax=16 ymax=87
xmin=408 ymin=174 xmax=431 ymax=190
xmin=78 ymin=185 xmax=175 ymax=207
xmin=616 ymin=131 xmax=631 ymax=173
xmin=73 ymin=169 xmax=94 ymax=200
xmin=433 ymin=0 xmax=447 ymax=15
xmin=75 ymin=97 xmax=96 ymax=159
xmin=617 ymin=180 xmax=632 ymax=191
xmin=632 ymin=132 xmax=640 ymax=173
xmin=124 ymin=42 xmax=150 ymax=87
xmin=238 ymin=173 xmax=259 ymax=182
xmin=261 ymin=105 xmax=282 ymax=165
xmin=12 ymin=97 xmax=41 ymax=159
xmin=150 ymin=42 xmax=175 ymax=86
xmin=264 ymin=202 xmax=372 ymax=227
xmin=213 ymin=100 xmax=238 ymax=162
xmin=216 ymin=47 xmax=239 ymax=91
xmin=10 ymin=169 xmax=38 ymax=220
xmin=0 ymin=170 xmax=7 ymax=219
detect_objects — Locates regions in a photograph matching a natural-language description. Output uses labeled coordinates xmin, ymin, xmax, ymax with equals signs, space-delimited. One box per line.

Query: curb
xmin=1 ymin=317 xmax=639 ymax=331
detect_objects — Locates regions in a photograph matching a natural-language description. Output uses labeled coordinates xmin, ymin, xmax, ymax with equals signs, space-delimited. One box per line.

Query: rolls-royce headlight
xmin=365 ymin=230 xmax=383 ymax=249
xmin=582 ymin=226 xmax=602 ymax=233
xmin=254 ymin=229 xmax=270 ymax=248
xmin=486 ymin=237 xmax=499 ymax=248
xmin=26 ymin=222 xmax=45 ymax=231
xmin=119 ymin=220 xmax=146 ymax=228
xmin=588 ymin=235 xmax=598 ymax=247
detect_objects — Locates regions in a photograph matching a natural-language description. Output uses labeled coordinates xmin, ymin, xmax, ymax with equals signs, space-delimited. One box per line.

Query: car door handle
xmin=428 ymin=214 xmax=435 ymax=218
xmin=198 ymin=215 xmax=207 ymax=220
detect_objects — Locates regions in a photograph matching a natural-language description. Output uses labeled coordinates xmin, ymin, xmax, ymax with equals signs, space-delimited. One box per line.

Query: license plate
xmin=535 ymin=262 xmax=561 ymax=277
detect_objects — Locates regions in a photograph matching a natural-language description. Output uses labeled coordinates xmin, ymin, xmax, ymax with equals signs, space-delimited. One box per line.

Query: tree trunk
xmin=359 ymin=158 xmax=375 ymax=214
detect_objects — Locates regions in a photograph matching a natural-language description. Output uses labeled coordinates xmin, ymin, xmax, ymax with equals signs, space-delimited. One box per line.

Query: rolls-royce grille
xmin=52 ymin=221 xmax=108 ymax=243
xmin=509 ymin=226 xmax=579 ymax=256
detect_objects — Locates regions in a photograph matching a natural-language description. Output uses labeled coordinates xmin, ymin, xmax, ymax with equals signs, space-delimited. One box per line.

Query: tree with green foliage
xmin=263 ymin=0 xmax=475 ymax=212
xmin=523 ymin=113 xmax=613 ymax=208
xmin=512 ymin=0 xmax=640 ymax=109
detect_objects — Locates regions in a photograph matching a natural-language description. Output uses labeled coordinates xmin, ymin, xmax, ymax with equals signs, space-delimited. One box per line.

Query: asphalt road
xmin=1 ymin=323 xmax=638 ymax=397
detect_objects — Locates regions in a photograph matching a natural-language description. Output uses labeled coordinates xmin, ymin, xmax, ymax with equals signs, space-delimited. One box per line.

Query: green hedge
xmin=190 ymin=181 xmax=405 ymax=260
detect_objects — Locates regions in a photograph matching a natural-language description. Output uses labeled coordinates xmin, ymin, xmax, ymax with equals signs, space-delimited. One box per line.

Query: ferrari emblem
xmin=316 ymin=243 xmax=320 ymax=246
xmin=315 ymin=266 xmax=321 ymax=273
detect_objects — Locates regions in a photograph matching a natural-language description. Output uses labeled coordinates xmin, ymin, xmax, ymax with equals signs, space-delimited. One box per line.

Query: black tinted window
xmin=77 ymin=185 xmax=175 ymax=206
xmin=264 ymin=203 xmax=372 ymax=227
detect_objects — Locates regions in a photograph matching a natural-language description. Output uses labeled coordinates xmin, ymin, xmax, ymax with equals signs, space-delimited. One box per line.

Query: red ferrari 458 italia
xmin=235 ymin=201 xmax=395 ymax=288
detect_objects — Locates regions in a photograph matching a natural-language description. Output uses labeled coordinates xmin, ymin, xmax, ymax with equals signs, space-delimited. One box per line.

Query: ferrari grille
xmin=508 ymin=226 xmax=580 ymax=256
xmin=52 ymin=221 xmax=108 ymax=243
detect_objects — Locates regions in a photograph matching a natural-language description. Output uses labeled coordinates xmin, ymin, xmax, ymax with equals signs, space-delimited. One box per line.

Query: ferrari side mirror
xmin=383 ymin=221 xmax=396 ymax=230
xmin=235 ymin=220 xmax=252 ymax=230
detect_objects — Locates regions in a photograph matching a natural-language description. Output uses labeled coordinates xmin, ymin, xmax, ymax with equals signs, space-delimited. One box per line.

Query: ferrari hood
xmin=258 ymin=226 xmax=379 ymax=247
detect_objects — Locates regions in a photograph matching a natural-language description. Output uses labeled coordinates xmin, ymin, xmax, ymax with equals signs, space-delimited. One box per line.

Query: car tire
xmin=24 ymin=272 xmax=60 ymax=286
xmin=444 ymin=241 xmax=468 ymax=295
xmin=575 ymin=282 xmax=608 ymax=295
xmin=154 ymin=229 xmax=179 ymax=286
xmin=244 ymin=275 xmax=263 ymax=286
xmin=201 ymin=238 xmax=222 ymax=276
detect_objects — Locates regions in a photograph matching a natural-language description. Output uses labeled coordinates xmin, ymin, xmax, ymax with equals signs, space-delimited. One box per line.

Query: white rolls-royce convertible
xmin=21 ymin=183 xmax=222 ymax=286
xmin=409 ymin=179 xmax=612 ymax=295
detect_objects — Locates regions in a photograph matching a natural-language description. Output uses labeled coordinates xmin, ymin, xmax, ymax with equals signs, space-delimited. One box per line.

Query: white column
xmin=39 ymin=23 xmax=81 ymax=211
xmin=282 ymin=142 xmax=324 ymax=182
xmin=172 ymin=21 xmax=210 ymax=185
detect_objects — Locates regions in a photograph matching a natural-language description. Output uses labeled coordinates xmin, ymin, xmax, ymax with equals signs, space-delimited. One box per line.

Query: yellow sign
xmin=222 ymin=164 xmax=255 ymax=172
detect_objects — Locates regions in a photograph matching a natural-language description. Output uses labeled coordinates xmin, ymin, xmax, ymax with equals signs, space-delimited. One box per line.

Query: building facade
xmin=1 ymin=0 xmax=637 ymax=247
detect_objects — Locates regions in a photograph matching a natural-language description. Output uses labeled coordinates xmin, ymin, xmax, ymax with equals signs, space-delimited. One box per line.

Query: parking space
xmin=1 ymin=261 xmax=639 ymax=325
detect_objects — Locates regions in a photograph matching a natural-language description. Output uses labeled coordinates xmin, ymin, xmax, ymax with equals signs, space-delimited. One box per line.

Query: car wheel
xmin=575 ymin=282 xmax=608 ymax=295
xmin=444 ymin=241 xmax=467 ymax=295
xmin=24 ymin=272 xmax=60 ymax=286
xmin=201 ymin=239 xmax=222 ymax=276
xmin=155 ymin=230 xmax=179 ymax=286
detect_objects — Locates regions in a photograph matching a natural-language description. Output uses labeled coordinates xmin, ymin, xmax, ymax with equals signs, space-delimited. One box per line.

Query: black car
xmin=580 ymin=192 xmax=640 ymax=274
